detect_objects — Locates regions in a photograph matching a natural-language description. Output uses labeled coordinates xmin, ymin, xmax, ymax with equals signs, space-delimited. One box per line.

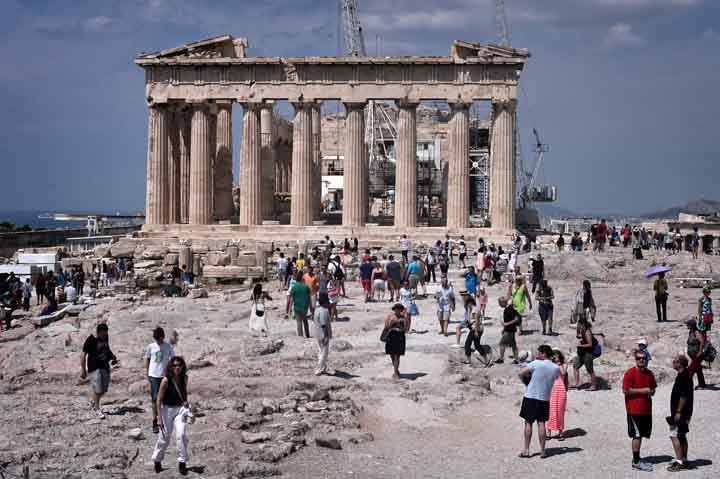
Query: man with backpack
xmin=622 ymin=351 xmax=657 ymax=472
xmin=328 ymin=256 xmax=346 ymax=297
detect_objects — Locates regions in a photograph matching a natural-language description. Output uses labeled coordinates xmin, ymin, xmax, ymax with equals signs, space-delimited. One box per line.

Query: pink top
xmin=477 ymin=292 xmax=488 ymax=307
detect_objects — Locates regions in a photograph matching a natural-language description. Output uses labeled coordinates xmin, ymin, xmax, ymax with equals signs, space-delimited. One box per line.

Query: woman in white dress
xmin=249 ymin=283 xmax=272 ymax=336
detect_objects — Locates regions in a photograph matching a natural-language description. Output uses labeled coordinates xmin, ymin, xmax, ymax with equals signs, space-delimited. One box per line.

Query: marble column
xmin=274 ymin=155 xmax=282 ymax=195
xmin=394 ymin=101 xmax=418 ymax=228
xmin=281 ymin=153 xmax=289 ymax=193
xmin=214 ymin=101 xmax=234 ymax=221
xmin=167 ymin=107 xmax=181 ymax=224
xmin=239 ymin=103 xmax=263 ymax=225
xmin=342 ymin=102 xmax=367 ymax=226
xmin=290 ymin=102 xmax=314 ymax=226
xmin=179 ymin=107 xmax=191 ymax=224
xmin=188 ymin=102 xmax=213 ymax=225
xmin=260 ymin=103 xmax=276 ymax=220
xmin=447 ymin=102 xmax=471 ymax=229
xmin=208 ymin=106 xmax=218 ymax=219
xmin=145 ymin=104 xmax=169 ymax=225
xmin=311 ymin=103 xmax=322 ymax=219
xmin=489 ymin=100 xmax=517 ymax=231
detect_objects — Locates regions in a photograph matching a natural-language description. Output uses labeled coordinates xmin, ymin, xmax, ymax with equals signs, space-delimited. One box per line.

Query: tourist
xmin=632 ymin=230 xmax=643 ymax=260
xmin=517 ymin=345 xmax=560 ymax=459
xmin=35 ymin=272 xmax=46 ymax=305
xmin=508 ymin=276 xmax=532 ymax=335
xmin=667 ymin=354 xmax=694 ymax=472
xmin=477 ymin=286 xmax=488 ymax=319
xmin=328 ymin=255 xmax=346 ymax=297
xmin=530 ymin=253 xmax=544 ymax=293
xmin=64 ymin=281 xmax=78 ymax=303
xmin=570 ymin=232 xmax=582 ymax=252
xmin=417 ymin=255 xmax=428 ymax=296
xmin=444 ymin=234 xmax=454 ymax=264
xmin=556 ymin=234 xmax=565 ymax=252
xmin=685 ymin=319 xmax=706 ymax=390
xmin=22 ymin=278 xmax=32 ymax=311
xmin=327 ymin=277 xmax=340 ymax=321
xmin=399 ymin=279 xmax=413 ymax=311
xmin=406 ymin=256 xmax=423 ymax=296
xmin=359 ymin=256 xmax=374 ymax=302
xmin=495 ymin=297 xmax=520 ymax=364
xmin=463 ymin=265 xmax=479 ymax=302
xmin=288 ymin=271 xmax=311 ymax=338
xmin=399 ymin=234 xmax=410 ymax=264
xmin=697 ymin=286 xmax=713 ymax=333
xmin=81 ymin=323 xmax=118 ymax=419
xmin=623 ymin=351 xmax=657 ymax=472
xmin=435 ymin=275 xmax=455 ymax=336
xmin=547 ymin=349 xmax=568 ymax=441
xmin=371 ymin=261 xmax=386 ymax=302
xmin=352 ymin=237 xmax=359 ymax=254
xmin=314 ymin=292 xmax=333 ymax=376
xmin=383 ymin=303 xmax=410 ymax=379
xmin=581 ymin=280 xmax=596 ymax=322
xmin=536 ymin=279 xmax=554 ymax=335
xmin=302 ymin=265 xmax=320 ymax=311
xmin=460 ymin=297 xmax=491 ymax=365
xmin=637 ymin=338 xmax=652 ymax=362
xmin=622 ymin=224 xmax=631 ymax=248
xmin=570 ymin=316 xmax=597 ymax=390
xmin=100 ymin=261 xmax=108 ymax=287
xmin=151 ymin=356 xmax=191 ymax=475
xmin=119 ymin=258 xmax=127 ymax=280
xmin=276 ymin=252 xmax=288 ymax=289
xmin=343 ymin=238 xmax=350 ymax=254
xmin=249 ymin=283 xmax=272 ymax=336
xmin=458 ymin=237 xmax=467 ymax=268
xmin=596 ymin=219 xmax=609 ymax=252
xmin=144 ymin=327 xmax=175 ymax=434
xmin=385 ymin=255 xmax=402 ymax=302
xmin=438 ymin=253 xmax=449 ymax=277
xmin=295 ymin=253 xmax=306 ymax=271
xmin=425 ymin=250 xmax=437 ymax=283
xmin=691 ymin=227 xmax=700 ymax=260
xmin=653 ymin=272 xmax=669 ymax=322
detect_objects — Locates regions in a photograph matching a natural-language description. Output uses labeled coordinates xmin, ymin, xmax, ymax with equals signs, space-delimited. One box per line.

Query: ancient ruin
xmin=136 ymin=36 xmax=529 ymax=243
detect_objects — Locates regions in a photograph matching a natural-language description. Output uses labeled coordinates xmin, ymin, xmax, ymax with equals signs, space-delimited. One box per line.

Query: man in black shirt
xmin=667 ymin=354 xmax=694 ymax=471
xmin=495 ymin=297 xmax=520 ymax=364
xmin=385 ymin=255 xmax=402 ymax=302
xmin=81 ymin=323 xmax=118 ymax=418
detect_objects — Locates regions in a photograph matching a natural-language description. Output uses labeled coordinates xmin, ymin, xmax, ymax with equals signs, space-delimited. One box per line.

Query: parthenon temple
xmin=135 ymin=35 xmax=529 ymax=242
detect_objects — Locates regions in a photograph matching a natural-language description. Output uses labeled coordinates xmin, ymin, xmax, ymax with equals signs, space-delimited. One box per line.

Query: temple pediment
xmin=451 ymin=40 xmax=530 ymax=61
xmin=137 ymin=34 xmax=248 ymax=60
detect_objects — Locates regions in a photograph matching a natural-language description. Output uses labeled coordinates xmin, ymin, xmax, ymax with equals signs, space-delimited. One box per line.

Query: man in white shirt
xmin=276 ymin=253 xmax=289 ymax=288
xmin=399 ymin=235 xmax=410 ymax=264
xmin=144 ymin=327 xmax=175 ymax=433
xmin=64 ymin=283 xmax=78 ymax=303
xmin=518 ymin=345 xmax=561 ymax=458
xmin=435 ymin=276 xmax=456 ymax=336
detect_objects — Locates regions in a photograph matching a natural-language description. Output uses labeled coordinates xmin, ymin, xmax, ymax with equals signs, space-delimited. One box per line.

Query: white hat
xmin=637 ymin=337 xmax=648 ymax=346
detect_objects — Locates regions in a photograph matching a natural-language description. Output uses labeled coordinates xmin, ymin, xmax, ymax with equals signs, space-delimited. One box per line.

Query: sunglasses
xmin=635 ymin=357 xmax=647 ymax=361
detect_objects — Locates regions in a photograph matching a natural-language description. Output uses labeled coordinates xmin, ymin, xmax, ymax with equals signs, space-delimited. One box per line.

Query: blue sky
xmin=0 ymin=0 xmax=718 ymax=215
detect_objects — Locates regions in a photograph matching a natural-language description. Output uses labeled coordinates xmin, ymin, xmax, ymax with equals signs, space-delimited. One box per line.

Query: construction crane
xmin=495 ymin=0 xmax=510 ymax=46
xmin=341 ymin=0 xmax=367 ymax=56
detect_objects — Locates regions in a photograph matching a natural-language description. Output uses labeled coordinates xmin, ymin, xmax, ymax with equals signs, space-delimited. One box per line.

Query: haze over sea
xmin=0 ymin=210 xmax=139 ymax=231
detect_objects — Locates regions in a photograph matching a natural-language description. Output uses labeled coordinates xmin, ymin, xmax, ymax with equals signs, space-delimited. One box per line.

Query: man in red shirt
xmin=596 ymin=219 xmax=609 ymax=252
xmin=623 ymin=353 xmax=657 ymax=472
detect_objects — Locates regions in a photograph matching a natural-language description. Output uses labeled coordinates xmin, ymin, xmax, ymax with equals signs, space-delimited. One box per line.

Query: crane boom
xmin=341 ymin=0 xmax=366 ymax=56
xmin=495 ymin=0 xmax=510 ymax=46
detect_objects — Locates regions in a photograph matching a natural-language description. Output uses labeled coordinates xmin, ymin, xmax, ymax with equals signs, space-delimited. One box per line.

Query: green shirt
xmin=290 ymin=282 xmax=311 ymax=313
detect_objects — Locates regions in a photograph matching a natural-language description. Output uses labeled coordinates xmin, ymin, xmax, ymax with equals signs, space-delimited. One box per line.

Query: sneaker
xmin=152 ymin=420 xmax=159 ymax=434
xmin=95 ymin=409 xmax=106 ymax=419
xmin=632 ymin=461 xmax=653 ymax=472
xmin=451 ymin=344 xmax=462 ymax=349
xmin=154 ymin=462 xmax=162 ymax=473
xmin=314 ymin=369 xmax=324 ymax=376
xmin=494 ymin=358 xmax=504 ymax=364
xmin=667 ymin=461 xmax=688 ymax=472
xmin=179 ymin=462 xmax=188 ymax=475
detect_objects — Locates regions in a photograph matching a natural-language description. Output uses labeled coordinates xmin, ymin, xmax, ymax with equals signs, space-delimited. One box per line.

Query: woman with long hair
xmin=547 ymin=349 xmax=568 ymax=440
xmin=571 ymin=317 xmax=597 ymax=390
xmin=249 ymin=283 xmax=272 ymax=336
xmin=152 ymin=356 xmax=191 ymax=475
xmin=384 ymin=304 xmax=410 ymax=379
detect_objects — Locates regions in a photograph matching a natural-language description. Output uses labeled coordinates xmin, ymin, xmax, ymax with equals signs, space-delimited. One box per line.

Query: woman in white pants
xmin=152 ymin=356 xmax=190 ymax=475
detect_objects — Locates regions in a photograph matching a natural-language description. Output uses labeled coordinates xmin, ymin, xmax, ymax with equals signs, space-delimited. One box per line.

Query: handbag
xmin=254 ymin=298 xmax=265 ymax=317
xmin=380 ymin=327 xmax=390 ymax=342
xmin=172 ymin=380 xmax=195 ymax=425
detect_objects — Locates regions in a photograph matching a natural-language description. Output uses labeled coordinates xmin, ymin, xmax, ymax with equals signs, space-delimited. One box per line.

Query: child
xmin=477 ymin=286 xmax=488 ymax=319
xmin=637 ymin=337 xmax=652 ymax=361
xmin=327 ymin=278 xmax=339 ymax=321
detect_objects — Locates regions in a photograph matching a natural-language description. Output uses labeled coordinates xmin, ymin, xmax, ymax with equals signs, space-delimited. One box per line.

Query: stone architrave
xmin=188 ymin=102 xmax=213 ymax=225
xmin=239 ymin=103 xmax=263 ymax=225
xmin=145 ymin=104 xmax=169 ymax=225
xmin=447 ymin=101 xmax=471 ymax=229
xmin=167 ymin=107 xmax=181 ymax=224
xmin=214 ymin=101 xmax=234 ymax=221
xmin=342 ymin=102 xmax=367 ymax=226
xmin=394 ymin=101 xmax=419 ymax=228
xmin=260 ymin=103 xmax=276 ymax=220
xmin=489 ymin=99 xmax=517 ymax=231
xmin=311 ymin=103 xmax=322 ymax=219
xmin=290 ymin=102 xmax=314 ymax=226
xmin=179 ymin=107 xmax=192 ymax=224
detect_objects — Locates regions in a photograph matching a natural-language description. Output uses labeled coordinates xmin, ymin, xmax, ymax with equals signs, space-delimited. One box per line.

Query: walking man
xmin=435 ymin=276 xmax=455 ymax=336
xmin=385 ymin=255 xmax=402 ymax=302
xmin=288 ymin=271 xmax=311 ymax=338
xmin=495 ymin=297 xmax=520 ymax=364
xmin=518 ymin=345 xmax=561 ymax=458
xmin=667 ymin=354 xmax=694 ymax=471
xmin=399 ymin=234 xmax=410 ymax=264
xmin=654 ymin=272 xmax=669 ymax=322
xmin=144 ymin=327 xmax=175 ymax=433
xmin=623 ymin=351 xmax=657 ymax=471
xmin=314 ymin=293 xmax=333 ymax=376
xmin=80 ymin=323 xmax=118 ymax=419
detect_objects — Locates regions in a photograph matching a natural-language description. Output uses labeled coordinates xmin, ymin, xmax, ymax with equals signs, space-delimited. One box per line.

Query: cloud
xmin=83 ymin=16 xmax=115 ymax=32
xmin=603 ymin=22 xmax=647 ymax=48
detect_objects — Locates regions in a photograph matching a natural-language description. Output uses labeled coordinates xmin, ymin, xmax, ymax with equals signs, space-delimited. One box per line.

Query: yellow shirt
xmin=296 ymin=259 xmax=305 ymax=270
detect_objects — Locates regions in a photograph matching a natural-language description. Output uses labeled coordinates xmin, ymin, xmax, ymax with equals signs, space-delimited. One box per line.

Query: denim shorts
xmin=149 ymin=376 xmax=164 ymax=402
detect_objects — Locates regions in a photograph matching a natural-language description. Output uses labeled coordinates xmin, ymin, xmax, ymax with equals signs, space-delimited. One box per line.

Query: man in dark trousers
xmin=81 ymin=323 xmax=118 ymax=419
xmin=667 ymin=354 xmax=694 ymax=471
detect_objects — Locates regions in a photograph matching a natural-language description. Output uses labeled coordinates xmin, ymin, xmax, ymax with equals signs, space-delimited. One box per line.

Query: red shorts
xmin=361 ymin=279 xmax=371 ymax=292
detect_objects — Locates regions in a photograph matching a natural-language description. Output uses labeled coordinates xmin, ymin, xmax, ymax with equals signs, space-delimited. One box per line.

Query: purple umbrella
xmin=644 ymin=266 xmax=672 ymax=278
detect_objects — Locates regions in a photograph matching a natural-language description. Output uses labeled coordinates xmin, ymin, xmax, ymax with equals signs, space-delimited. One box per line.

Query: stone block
xmin=208 ymin=239 xmax=229 ymax=251
xmin=110 ymin=240 xmax=137 ymax=258
xmin=203 ymin=266 xmax=248 ymax=278
xmin=164 ymin=254 xmax=178 ymax=266
xmin=226 ymin=245 xmax=239 ymax=258
xmin=142 ymin=246 xmax=168 ymax=260
xmin=248 ymin=266 xmax=265 ymax=275
xmin=93 ymin=245 xmax=111 ymax=258
xmin=234 ymin=254 xmax=257 ymax=267
xmin=206 ymin=252 xmax=231 ymax=266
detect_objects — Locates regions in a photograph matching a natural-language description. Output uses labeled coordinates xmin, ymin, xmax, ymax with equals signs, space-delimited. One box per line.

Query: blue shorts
xmin=149 ymin=377 xmax=163 ymax=402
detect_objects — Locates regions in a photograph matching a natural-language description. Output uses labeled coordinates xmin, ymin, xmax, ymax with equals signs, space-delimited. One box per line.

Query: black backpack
xmin=331 ymin=262 xmax=345 ymax=280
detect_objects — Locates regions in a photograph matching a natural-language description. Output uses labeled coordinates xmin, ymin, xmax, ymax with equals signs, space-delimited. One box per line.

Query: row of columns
xmin=146 ymin=98 xmax=517 ymax=230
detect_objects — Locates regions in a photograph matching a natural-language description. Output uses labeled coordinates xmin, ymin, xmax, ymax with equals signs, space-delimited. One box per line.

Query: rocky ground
xmin=1 ymin=246 xmax=719 ymax=478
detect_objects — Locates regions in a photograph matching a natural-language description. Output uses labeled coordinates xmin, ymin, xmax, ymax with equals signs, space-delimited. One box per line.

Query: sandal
xmin=518 ymin=452 xmax=531 ymax=458
xmin=540 ymin=451 xmax=548 ymax=459
xmin=557 ymin=435 xmax=565 ymax=442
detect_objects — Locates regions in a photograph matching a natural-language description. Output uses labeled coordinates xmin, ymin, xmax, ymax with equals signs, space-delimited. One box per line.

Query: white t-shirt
xmin=65 ymin=285 xmax=77 ymax=302
xmin=524 ymin=359 xmax=560 ymax=401
xmin=400 ymin=238 xmax=410 ymax=251
xmin=399 ymin=287 xmax=413 ymax=310
xmin=277 ymin=257 xmax=288 ymax=273
xmin=144 ymin=342 xmax=175 ymax=378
